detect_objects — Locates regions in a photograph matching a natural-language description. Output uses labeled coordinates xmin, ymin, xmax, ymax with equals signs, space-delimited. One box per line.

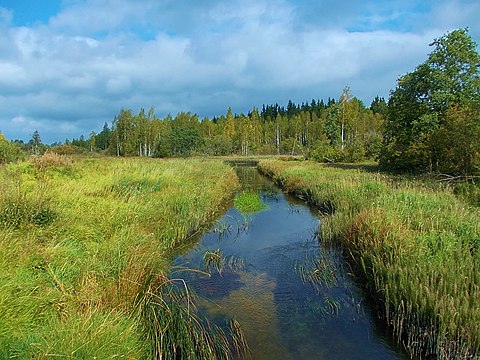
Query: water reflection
xmin=174 ymin=165 xmax=407 ymax=360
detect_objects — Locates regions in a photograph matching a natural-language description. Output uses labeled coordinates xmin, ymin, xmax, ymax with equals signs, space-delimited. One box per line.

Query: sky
xmin=0 ymin=0 xmax=479 ymax=144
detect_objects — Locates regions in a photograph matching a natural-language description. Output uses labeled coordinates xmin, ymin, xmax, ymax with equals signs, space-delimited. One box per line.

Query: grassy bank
xmin=0 ymin=154 xmax=239 ymax=358
xmin=258 ymin=159 xmax=480 ymax=359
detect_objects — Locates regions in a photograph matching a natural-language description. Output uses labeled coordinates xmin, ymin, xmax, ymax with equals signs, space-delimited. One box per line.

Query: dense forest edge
xmin=0 ymin=28 xmax=479 ymax=359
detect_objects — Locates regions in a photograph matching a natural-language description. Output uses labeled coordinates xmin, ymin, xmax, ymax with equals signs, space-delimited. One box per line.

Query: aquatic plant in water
xmin=296 ymin=257 xmax=338 ymax=291
xmin=134 ymin=271 xmax=249 ymax=359
xmin=234 ymin=191 xmax=267 ymax=214
xmin=203 ymin=249 xmax=246 ymax=275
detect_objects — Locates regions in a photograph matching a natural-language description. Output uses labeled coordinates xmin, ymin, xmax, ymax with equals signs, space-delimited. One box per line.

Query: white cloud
xmin=74 ymin=36 xmax=99 ymax=48
xmin=106 ymin=75 xmax=131 ymax=94
xmin=0 ymin=62 xmax=27 ymax=86
xmin=11 ymin=115 xmax=27 ymax=125
xmin=0 ymin=0 xmax=478 ymax=143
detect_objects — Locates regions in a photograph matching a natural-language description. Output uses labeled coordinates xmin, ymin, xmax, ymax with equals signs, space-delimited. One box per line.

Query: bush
xmin=50 ymin=144 xmax=87 ymax=155
xmin=31 ymin=151 xmax=72 ymax=171
xmin=0 ymin=134 xmax=25 ymax=164
xmin=309 ymin=138 xmax=343 ymax=163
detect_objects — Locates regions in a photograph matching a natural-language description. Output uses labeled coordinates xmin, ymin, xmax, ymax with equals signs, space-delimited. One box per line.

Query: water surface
xmin=174 ymin=165 xmax=407 ymax=360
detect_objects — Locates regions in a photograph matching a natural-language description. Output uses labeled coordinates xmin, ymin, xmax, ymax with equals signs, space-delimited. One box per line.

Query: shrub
xmin=0 ymin=134 xmax=24 ymax=164
xmin=31 ymin=151 xmax=72 ymax=171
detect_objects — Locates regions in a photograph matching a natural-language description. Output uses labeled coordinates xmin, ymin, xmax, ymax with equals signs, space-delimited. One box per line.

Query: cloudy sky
xmin=0 ymin=0 xmax=479 ymax=144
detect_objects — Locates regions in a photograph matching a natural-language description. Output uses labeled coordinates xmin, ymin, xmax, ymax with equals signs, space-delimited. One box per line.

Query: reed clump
xmin=258 ymin=159 xmax=480 ymax=359
xmin=0 ymin=173 xmax=56 ymax=229
xmin=134 ymin=271 xmax=248 ymax=359
xmin=0 ymin=157 xmax=243 ymax=357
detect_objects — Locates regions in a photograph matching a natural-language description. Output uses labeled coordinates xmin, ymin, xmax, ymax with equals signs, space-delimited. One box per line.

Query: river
xmin=173 ymin=164 xmax=407 ymax=359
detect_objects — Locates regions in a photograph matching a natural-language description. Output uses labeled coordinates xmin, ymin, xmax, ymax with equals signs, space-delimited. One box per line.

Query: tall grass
xmin=0 ymin=155 xmax=243 ymax=358
xmin=259 ymin=159 xmax=480 ymax=359
xmin=134 ymin=271 xmax=249 ymax=359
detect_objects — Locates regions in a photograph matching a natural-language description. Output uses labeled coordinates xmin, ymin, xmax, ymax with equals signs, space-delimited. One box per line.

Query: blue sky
xmin=0 ymin=0 xmax=479 ymax=144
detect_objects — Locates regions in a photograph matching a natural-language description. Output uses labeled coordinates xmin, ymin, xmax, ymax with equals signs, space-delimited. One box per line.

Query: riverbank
xmin=0 ymin=154 xmax=238 ymax=358
xmin=258 ymin=159 xmax=480 ymax=359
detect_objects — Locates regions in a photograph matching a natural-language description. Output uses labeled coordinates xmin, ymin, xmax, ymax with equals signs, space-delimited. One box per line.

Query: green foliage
xmin=453 ymin=181 xmax=480 ymax=206
xmin=343 ymin=139 xmax=366 ymax=162
xmin=308 ymin=137 xmax=343 ymax=163
xmin=108 ymin=177 xmax=162 ymax=199
xmin=280 ymin=137 xmax=304 ymax=155
xmin=0 ymin=181 xmax=56 ymax=229
xmin=170 ymin=124 xmax=201 ymax=157
xmin=364 ymin=132 xmax=383 ymax=160
xmin=430 ymin=105 xmax=480 ymax=175
xmin=50 ymin=144 xmax=88 ymax=155
xmin=381 ymin=29 xmax=480 ymax=174
xmin=370 ymin=96 xmax=388 ymax=116
xmin=77 ymin=92 xmax=385 ymax=162
xmin=0 ymin=133 xmax=25 ymax=164
xmin=202 ymin=135 xmax=233 ymax=156
xmin=154 ymin=133 xmax=172 ymax=158
xmin=7 ymin=312 xmax=145 ymax=358
xmin=95 ymin=122 xmax=112 ymax=150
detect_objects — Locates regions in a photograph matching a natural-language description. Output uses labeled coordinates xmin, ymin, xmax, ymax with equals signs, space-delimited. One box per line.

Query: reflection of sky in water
xmin=174 ymin=166 xmax=407 ymax=360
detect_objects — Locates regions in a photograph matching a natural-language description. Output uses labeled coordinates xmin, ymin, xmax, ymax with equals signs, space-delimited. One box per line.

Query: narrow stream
xmin=174 ymin=164 xmax=407 ymax=359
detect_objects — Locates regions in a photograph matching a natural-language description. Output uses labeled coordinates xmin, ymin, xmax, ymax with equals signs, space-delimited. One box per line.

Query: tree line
xmin=76 ymin=92 xmax=385 ymax=161
xmin=1 ymin=29 xmax=478 ymax=176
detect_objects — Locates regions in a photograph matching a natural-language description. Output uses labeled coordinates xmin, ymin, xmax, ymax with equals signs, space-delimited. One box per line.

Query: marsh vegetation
xmin=0 ymin=154 xmax=245 ymax=358
xmin=259 ymin=159 xmax=480 ymax=359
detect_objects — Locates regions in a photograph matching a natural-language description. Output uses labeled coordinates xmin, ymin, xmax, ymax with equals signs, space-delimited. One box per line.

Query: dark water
xmin=174 ymin=165 xmax=407 ymax=360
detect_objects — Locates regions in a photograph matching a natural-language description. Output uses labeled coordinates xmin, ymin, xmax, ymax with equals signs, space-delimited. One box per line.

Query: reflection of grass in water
xmin=200 ymin=272 xmax=294 ymax=360
xmin=234 ymin=190 xmax=267 ymax=214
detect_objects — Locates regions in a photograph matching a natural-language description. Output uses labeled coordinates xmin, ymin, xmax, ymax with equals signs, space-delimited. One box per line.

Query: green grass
xmin=258 ymin=159 xmax=480 ymax=359
xmin=234 ymin=191 xmax=267 ymax=214
xmin=0 ymin=155 xmax=242 ymax=358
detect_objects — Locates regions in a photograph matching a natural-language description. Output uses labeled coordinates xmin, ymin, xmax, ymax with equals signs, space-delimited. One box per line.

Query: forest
xmin=2 ymin=29 xmax=478 ymax=178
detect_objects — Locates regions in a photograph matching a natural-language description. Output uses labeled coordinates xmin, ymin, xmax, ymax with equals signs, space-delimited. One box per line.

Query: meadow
xmin=258 ymin=159 xmax=480 ymax=359
xmin=0 ymin=153 xmax=241 ymax=358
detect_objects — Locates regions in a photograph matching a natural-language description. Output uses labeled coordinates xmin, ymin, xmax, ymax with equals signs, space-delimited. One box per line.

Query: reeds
xmin=259 ymin=159 xmax=480 ymax=359
xmin=134 ymin=271 xmax=248 ymax=359
xmin=203 ymin=249 xmax=246 ymax=275
xmin=0 ymin=171 xmax=56 ymax=228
